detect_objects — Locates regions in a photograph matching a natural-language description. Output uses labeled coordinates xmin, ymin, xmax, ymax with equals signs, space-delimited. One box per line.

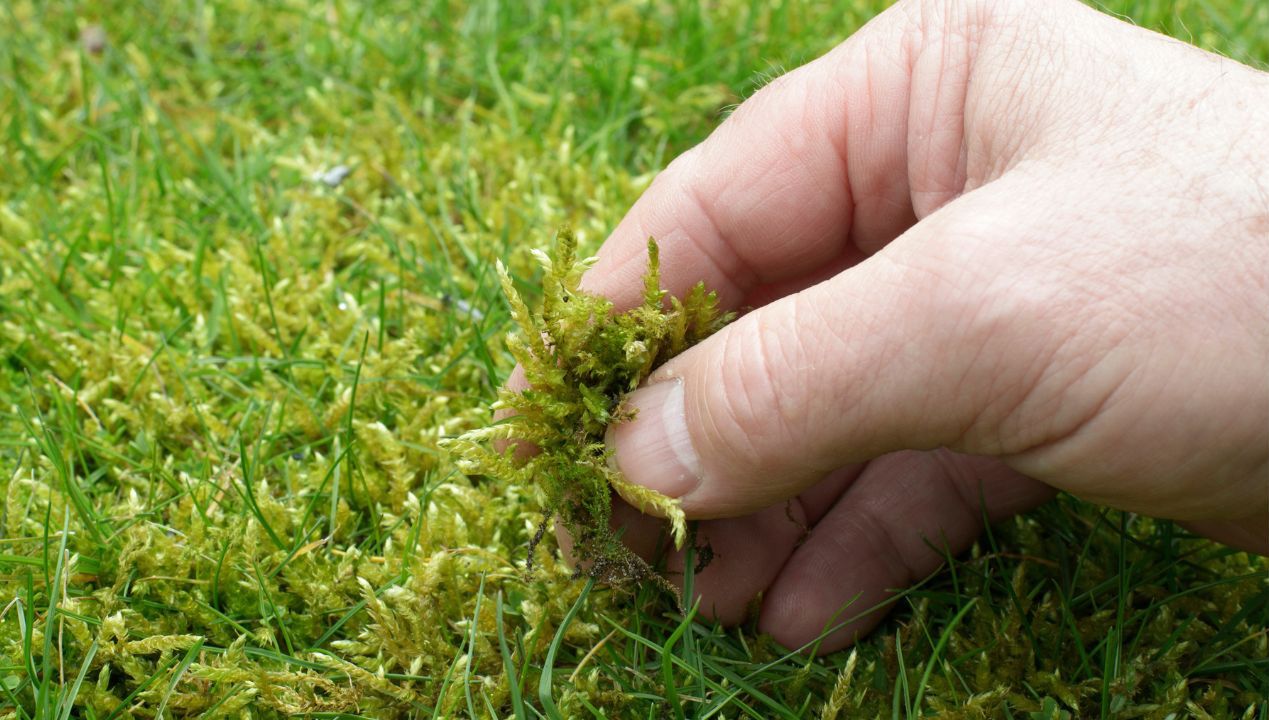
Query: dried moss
xmin=447 ymin=228 xmax=730 ymax=587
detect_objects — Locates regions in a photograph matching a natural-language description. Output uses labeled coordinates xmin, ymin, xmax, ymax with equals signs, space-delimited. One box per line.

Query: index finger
xmin=578 ymin=1 xmax=923 ymax=310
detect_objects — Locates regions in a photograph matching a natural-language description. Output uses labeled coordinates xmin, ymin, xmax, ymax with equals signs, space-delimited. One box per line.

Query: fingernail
xmin=606 ymin=378 xmax=703 ymax=499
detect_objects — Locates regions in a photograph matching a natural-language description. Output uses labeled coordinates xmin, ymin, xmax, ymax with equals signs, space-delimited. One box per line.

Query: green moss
xmin=447 ymin=229 xmax=730 ymax=587
xmin=0 ymin=0 xmax=1265 ymax=717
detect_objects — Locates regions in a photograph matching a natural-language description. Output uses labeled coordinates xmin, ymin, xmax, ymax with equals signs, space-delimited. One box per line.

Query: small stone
xmin=311 ymin=165 xmax=353 ymax=187
xmin=80 ymin=25 xmax=108 ymax=55
xmin=452 ymin=298 xmax=484 ymax=321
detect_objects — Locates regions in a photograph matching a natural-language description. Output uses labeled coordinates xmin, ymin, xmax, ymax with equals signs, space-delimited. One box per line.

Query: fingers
xmin=661 ymin=463 xmax=866 ymax=624
xmin=553 ymin=496 xmax=805 ymax=626
xmin=557 ymin=465 xmax=867 ymax=623
xmin=1182 ymin=515 xmax=1269 ymax=556
xmin=606 ymin=184 xmax=1046 ymax=518
xmin=664 ymin=504 xmax=809 ymax=625
xmin=757 ymin=451 xmax=1053 ymax=654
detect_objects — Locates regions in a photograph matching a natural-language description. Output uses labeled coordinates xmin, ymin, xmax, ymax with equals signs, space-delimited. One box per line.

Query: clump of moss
xmin=448 ymin=227 xmax=730 ymax=586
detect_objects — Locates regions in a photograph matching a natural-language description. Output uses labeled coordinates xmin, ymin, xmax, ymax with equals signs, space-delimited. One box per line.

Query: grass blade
xmin=540 ymin=579 xmax=593 ymax=719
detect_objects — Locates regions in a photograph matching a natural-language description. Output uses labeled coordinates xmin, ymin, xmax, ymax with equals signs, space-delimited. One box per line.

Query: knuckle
xmin=908 ymin=0 xmax=1012 ymax=37
xmin=707 ymin=309 xmax=807 ymax=470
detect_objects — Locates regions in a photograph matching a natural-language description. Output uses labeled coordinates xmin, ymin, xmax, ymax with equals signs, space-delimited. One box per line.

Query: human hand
xmin=550 ymin=0 xmax=1268 ymax=653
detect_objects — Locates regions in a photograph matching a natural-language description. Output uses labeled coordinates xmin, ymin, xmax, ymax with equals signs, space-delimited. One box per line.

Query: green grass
xmin=1 ymin=0 xmax=1266 ymax=717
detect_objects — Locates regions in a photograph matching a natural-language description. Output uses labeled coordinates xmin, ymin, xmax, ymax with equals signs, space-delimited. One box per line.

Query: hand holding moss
xmin=585 ymin=0 xmax=1268 ymax=652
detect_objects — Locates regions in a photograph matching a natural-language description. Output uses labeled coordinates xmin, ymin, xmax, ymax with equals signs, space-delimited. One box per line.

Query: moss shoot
xmin=448 ymin=228 xmax=730 ymax=587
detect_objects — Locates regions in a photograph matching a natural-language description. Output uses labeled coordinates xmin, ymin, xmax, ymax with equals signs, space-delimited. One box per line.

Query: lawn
xmin=1 ymin=0 xmax=1266 ymax=717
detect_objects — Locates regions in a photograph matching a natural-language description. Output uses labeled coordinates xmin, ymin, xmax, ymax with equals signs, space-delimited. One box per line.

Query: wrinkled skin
xmin=517 ymin=0 xmax=1268 ymax=654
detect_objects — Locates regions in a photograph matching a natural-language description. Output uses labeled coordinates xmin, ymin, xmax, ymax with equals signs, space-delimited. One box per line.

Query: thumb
xmin=608 ymin=190 xmax=1035 ymax=519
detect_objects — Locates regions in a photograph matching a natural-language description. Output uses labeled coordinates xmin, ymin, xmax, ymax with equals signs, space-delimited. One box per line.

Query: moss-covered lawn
xmin=1 ymin=0 xmax=1266 ymax=717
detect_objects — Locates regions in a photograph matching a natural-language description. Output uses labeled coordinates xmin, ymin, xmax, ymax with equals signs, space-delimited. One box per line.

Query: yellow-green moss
xmin=0 ymin=0 xmax=1265 ymax=717
xmin=447 ymin=230 xmax=728 ymax=586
